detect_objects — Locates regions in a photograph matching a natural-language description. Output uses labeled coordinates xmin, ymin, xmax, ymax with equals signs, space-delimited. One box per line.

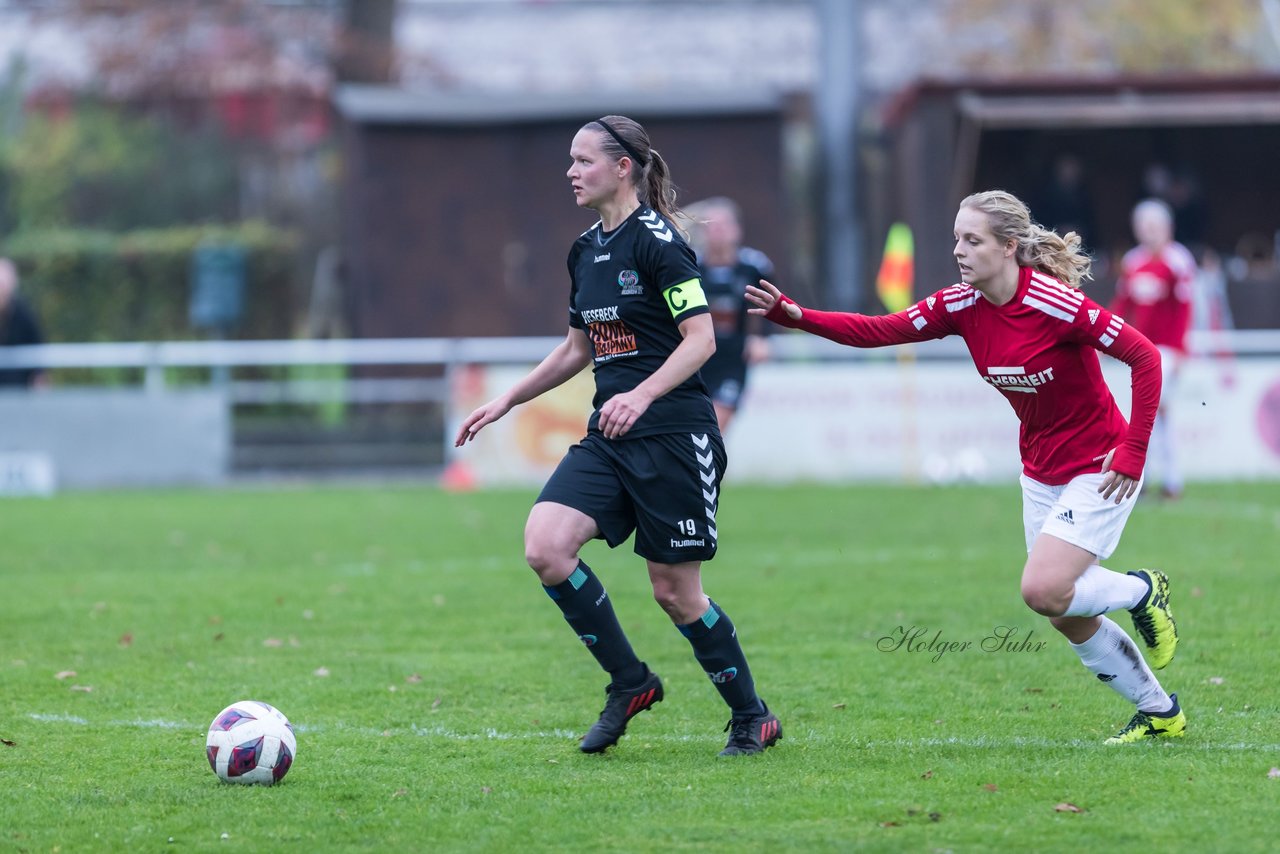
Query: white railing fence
xmin=0 ymin=329 xmax=1275 ymax=400
xmin=1 ymin=330 xmax=1277 ymax=491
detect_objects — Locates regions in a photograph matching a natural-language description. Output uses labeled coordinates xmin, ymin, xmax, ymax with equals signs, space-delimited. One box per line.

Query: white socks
xmin=1151 ymin=413 xmax=1182 ymax=494
xmin=1070 ymin=617 xmax=1172 ymax=713
xmin=1062 ymin=565 xmax=1149 ymax=617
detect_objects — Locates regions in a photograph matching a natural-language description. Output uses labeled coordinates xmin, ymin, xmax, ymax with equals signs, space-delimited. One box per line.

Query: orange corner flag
xmin=875 ymin=222 xmax=914 ymax=315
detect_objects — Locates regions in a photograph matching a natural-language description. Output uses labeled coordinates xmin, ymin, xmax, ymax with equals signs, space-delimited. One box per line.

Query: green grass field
xmin=2 ymin=481 xmax=1278 ymax=852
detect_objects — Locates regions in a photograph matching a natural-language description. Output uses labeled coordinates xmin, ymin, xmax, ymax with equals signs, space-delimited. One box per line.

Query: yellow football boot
xmin=1128 ymin=569 xmax=1178 ymax=670
xmin=1105 ymin=694 xmax=1187 ymax=745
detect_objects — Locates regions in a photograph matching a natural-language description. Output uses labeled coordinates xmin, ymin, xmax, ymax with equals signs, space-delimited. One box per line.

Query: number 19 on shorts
xmin=677 ymin=519 xmax=697 ymax=535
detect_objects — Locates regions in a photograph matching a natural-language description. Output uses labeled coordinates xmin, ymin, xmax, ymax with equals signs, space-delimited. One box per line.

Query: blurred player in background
xmin=1111 ymin=199 xmax=1198 ymax=500
xmin=747 ymin=190 xmax=1185 ymax=744
xmin=0 ymin=258 xmax=48 ymax=389
xmin=456 ymin=116 xmax=780 ymax=757
xmin=687 ymin=197 xmax=773 ymax=432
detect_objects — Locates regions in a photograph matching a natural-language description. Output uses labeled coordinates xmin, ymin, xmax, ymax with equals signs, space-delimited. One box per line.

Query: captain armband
xmin=662 ymin=278 xmax=708 ymax=319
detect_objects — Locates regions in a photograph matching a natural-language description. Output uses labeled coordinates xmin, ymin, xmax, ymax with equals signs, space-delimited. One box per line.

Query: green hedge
xmin=1 ymin=222 xmax=301 ymax=342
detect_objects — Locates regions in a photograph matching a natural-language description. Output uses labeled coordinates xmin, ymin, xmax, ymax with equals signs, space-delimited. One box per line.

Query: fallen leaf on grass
xmin=1208 ymin=677 xmax=1225 ymax=685
xmin=1190 ymin=587 xmax=1203 ymax=598
xmin=1024 ymin=687 xmax=1043 ymax=694
xmin=1268 ymin=767 xmax=1280 ymax=779
xmin=929 ymin=812 xmax=942 ymax=822
xmin=879 ymin=822 xmax=900 ymax=828
xmin=832 ymin=702 xmax=846 ymax=710
xmin=983 ymin=783 xmax=999 ymax=792
xmin=118 ymin=633 xmax=133 ymax=647
xmin=55 ymin=670 xmax=76 ymax=680
xmin=212 ymin=633 xmax=224 ymax=642
xmin=480 ymin=787 xmax=492 ymax=795
xmin=405 ymin=674 xmax=423 ymax=684
xmin=391 ymin=788 xmax=408 ymax=798
xmin=431 ymin=697 xmax=442 ymax=710
xmin=1054 ymin=803 xmax=1084 ymax=813
xmin=2 ymin=738 xmax=16 ymax=747
xmin=70 ymin=685 xmax=93 ymax=692
xmin=313 ymin=667 xmax=330 ymax=677
xmin=921 ymin=770 xmax=934 ymax=779
xmin=263 ymin=638 xmax=283 ymax=648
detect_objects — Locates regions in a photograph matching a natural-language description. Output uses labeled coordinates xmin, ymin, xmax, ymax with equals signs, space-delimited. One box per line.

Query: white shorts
xmin=1020 ymin=471 xmax=1144 ymax=559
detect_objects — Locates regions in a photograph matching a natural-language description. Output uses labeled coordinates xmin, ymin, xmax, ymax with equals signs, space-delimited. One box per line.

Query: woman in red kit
xmin=1111 ymin=198 xmax=1198 ymax=500
xmin=746 ymin=190 xmax=1185 ymax=744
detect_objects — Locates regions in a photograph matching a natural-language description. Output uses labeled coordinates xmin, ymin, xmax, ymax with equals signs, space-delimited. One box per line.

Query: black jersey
xmin=699 ymin=247 xmax=773 ymax=374
xmin=567 ymin=205 xmax=717 ymax=438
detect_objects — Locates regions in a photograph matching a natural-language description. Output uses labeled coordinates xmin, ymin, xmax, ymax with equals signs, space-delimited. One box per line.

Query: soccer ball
xmin=205 ymin=700 xmax=297 ymax=785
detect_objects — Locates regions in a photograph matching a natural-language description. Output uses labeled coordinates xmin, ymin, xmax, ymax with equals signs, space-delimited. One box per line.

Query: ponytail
xmin=960 ymin=190 xmax=1093 ymax=287
xmin=587 ymin=115 xmax=689 ymax=236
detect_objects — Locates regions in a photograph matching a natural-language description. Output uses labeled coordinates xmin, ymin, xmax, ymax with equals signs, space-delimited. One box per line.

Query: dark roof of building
xmin=333 ymin=84 xmax=788 ymax=125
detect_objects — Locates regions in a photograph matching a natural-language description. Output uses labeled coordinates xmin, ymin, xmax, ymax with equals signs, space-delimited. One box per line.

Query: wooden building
xmin=333 ymin=87 xmax=797 ymax=339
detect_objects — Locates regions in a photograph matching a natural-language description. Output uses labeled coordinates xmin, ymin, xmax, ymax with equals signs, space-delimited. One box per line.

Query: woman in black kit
xmin=456 ymin=116 xmax=780 ymax=757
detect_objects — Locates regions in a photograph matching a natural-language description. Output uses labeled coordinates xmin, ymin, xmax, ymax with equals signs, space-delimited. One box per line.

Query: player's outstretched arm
xmin=455 ymin=328 xmax=593 ymax=446
xmin=748 ymin=277 xmax=937 ymax=349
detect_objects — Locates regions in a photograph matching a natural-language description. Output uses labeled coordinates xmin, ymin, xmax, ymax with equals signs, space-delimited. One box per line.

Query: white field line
xmin=26 ymin=713 xmax=1280 ymax=752
xmin=390 ymin=547 xmax=1002 ymax=574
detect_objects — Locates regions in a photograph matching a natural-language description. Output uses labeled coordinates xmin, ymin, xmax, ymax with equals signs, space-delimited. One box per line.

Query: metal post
xmin=144 ymin=343 xmax=165 ymax=393
xmin=817 ymin=0 xmax=862 ymax=310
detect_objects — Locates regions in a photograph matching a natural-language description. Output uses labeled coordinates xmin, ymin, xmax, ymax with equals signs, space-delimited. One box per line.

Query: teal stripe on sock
xmin=699 ymin=605 xmax=720 ymax=630
xmin=567 ymin=566 xmax=589 ymax=591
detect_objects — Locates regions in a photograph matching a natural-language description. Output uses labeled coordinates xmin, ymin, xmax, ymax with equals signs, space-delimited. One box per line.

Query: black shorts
xmin=536 ymin=429 xmax=726 ymax=564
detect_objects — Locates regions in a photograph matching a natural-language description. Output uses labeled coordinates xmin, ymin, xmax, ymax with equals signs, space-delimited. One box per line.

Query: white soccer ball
xmin=205 ymin=700 xmax=297 ymax=785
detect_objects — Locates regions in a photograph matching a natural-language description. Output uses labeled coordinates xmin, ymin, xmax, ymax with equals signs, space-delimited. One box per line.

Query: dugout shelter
xmin=875 ymin=74 xmax=1280 ymax=325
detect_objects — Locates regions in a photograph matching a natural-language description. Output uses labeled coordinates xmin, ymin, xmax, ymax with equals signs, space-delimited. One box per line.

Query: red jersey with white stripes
xmin=1111 ymin=241 xmax=1196 ymax=352
xmin=766 ymin=267 xmax=1162 ymax=484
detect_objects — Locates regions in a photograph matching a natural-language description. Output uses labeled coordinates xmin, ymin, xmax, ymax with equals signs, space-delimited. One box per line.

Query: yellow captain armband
xmin=662 ymin=278 xmax=708 ymax=318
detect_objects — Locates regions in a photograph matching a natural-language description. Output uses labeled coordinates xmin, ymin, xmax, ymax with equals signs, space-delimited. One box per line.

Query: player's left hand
xmin=598 ymin=389 xmax=653 ymax=439
xmin=1097 ymin=448 xmax=1139 ymax=504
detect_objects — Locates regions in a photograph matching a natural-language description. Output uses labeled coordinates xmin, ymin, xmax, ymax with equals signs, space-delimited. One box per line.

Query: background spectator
xmin=1036 ymin=154 xmax=1098 ymax=252
xmin=0 ymin=258 xmax=48 ymax=389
